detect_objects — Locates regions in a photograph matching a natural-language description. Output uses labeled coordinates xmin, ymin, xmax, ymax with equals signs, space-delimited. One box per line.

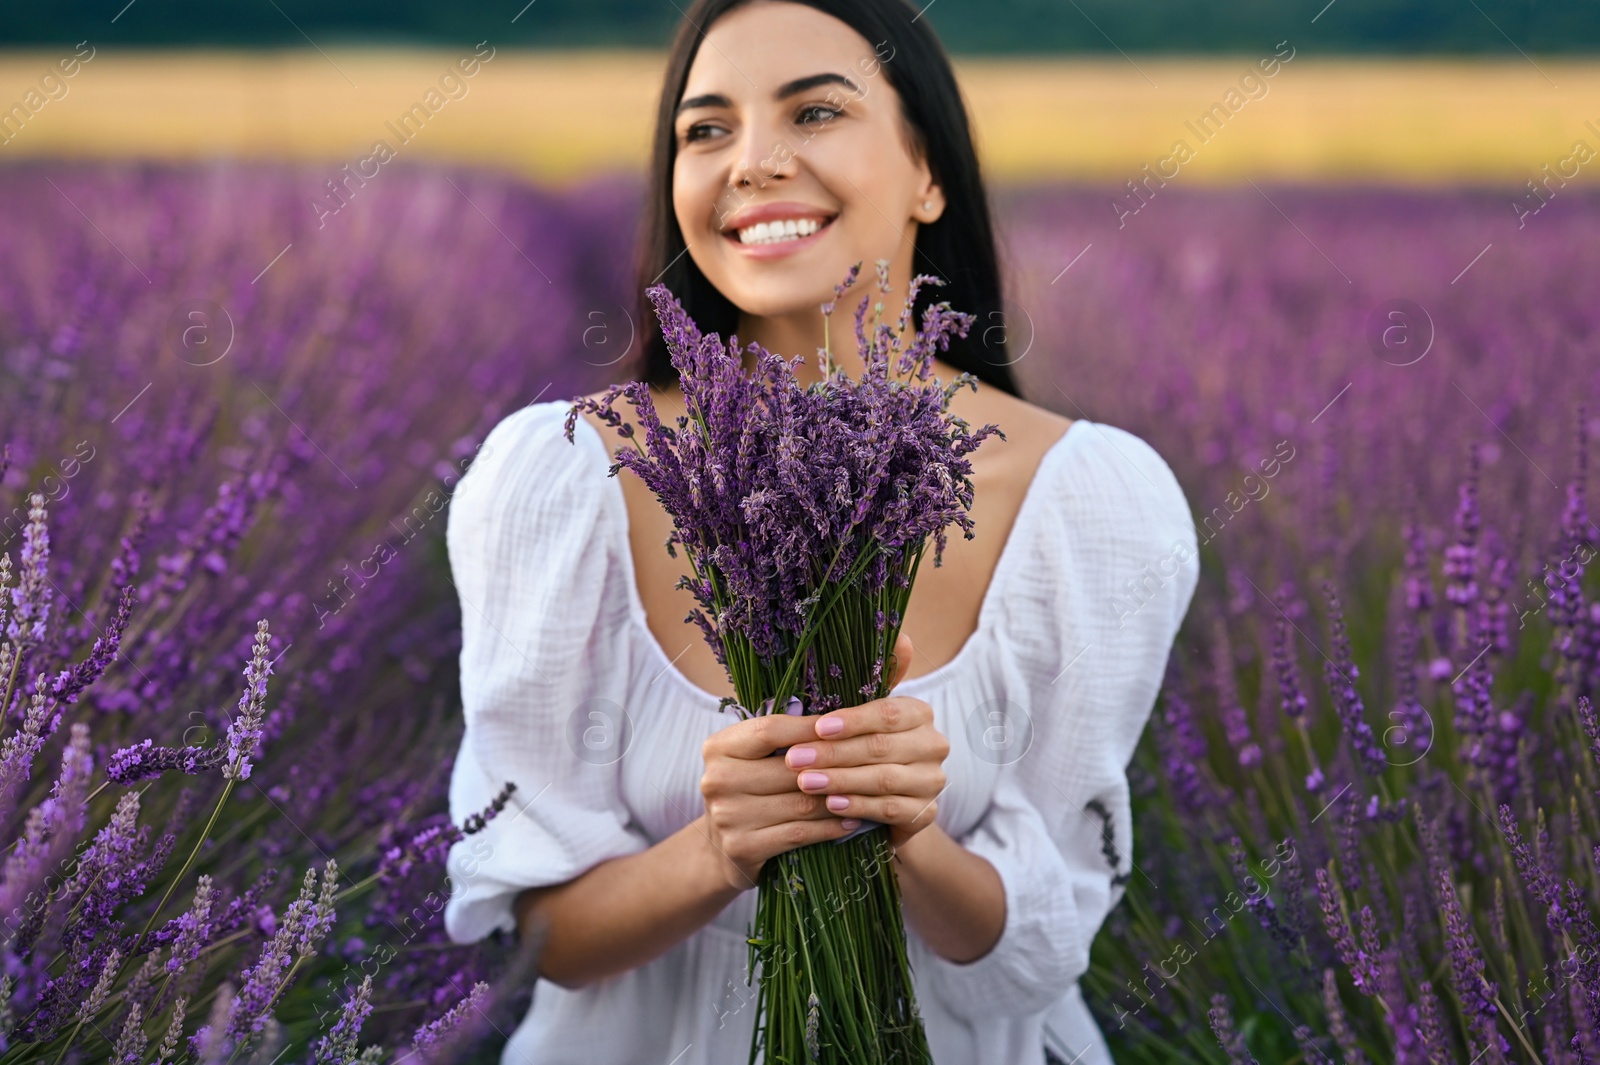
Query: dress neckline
xmin=571 ymin=408 xmax=1089 ymax=708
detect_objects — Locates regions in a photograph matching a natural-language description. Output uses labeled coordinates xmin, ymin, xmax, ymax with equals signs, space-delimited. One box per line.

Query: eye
xmin=797 ymin=104 xmax=842 ymax=127
xmin=682 ymin=122 xmax=724 ymax=145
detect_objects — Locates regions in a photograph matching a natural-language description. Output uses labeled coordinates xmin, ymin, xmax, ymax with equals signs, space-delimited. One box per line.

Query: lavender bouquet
xmin=565 ymin=260 xmax=1001 ymax=1064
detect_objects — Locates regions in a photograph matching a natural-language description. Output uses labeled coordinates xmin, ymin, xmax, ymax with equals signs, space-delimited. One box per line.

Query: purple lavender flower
xmin=106 ymin=737 xmax=227 ymax=785
xmin=1432 ymin=868 xmax=1509 ymax=1058
xmin=377 ymin=782 xmax=515 ymax=884
xmin=1322 ymin=582 xmax=1386 ymax=776
xmin=1444 ymin=445 xmax=1482 ymax=614
xmin=224 ymin=861 xmax=335 ymax=1046
xmin=1388 ymin=618 xmax=1433 ymax=766
xmin=106 ymin=618 xmax=277 ymax=785
xmin=154 ymin=994 xmax=189 ymax=1064
xmin=1415 ymin=980 xmax=1449 ymax=1064
xmin=1451 ymin=611 xmax=1503 ymax=788
xmin=1402 ymin=509 xmax=1434 ymax=613
xmin=110 ymin=1000 xmax=147 ymax=1065
xmin=1213 ymin=620 xmax=1262 ymax=767
xmin=1156 ymin=688 xmax=1209 ymax=810
xmin=190 ymin=982 xmax=235 ymax=1064
xmin=0 ymin=677 xmax=60 ymax=824
xmin=1271 ymin=612 xmax=1309 ymax=721
xmin=7 ymin=494 xmax=54 ymax=648
xmin=1206 ymin=992 xmax=1259 ymax=1064
xmin=1315 ymin=865 xmax=1376 ymax=995
xmin=0 ymin=722 xmax=92 ymax=926
xmin=48 ymin=584 xmax=133 ymax=704
xmin=223 ymin=619 xmax=275 ymax=781
xmin=166 ymin=875 xmax=216 ymax=977
xmin=312 ymin=974 xmax=374 ymax=1065
xmin=407 ymin=980 xmax=490 ymax=1062
xmin=1481 ymin=532 xmax=1516 ymax=656
xmin=53 ymin=788 xmax=151 ymax=947
xmin=297 ymin=858 xmax=340 ymax=959
xmin=78 ymin=945 xmax=121 ymax=1024
xmin=1376 ymin=948 xmax=1423 ymax=1064
xmin=122 ymin=950 xmax=167 ymax=1023
xmin=1323 ymin=969 xmax=1369 ymax=1065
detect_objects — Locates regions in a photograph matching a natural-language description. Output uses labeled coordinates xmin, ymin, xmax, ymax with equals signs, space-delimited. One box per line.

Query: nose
xmin=727 ymin=109 xmax=801 ymax=192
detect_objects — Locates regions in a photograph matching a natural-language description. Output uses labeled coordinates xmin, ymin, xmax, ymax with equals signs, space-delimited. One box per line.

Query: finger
xmin=784 ymin=728 xmax=941 ymax=771
xmin=794 ymin=762 xmax=944 ymax=803
xmin=812 ymin=694 xmax=932 ymax=742
xmin=743 ymin=788 xmax=843 ymax=827
xmin=749 ymin=816 xmax=866 ymax=858
xmin=807 ymin=789 xmax=940 ymax=831
xmin=701 ymin=754 xmax=821 ymax=798
xmin=888 ymin=631 xmax=914 ymax=690
xmin=703 ymin=790 xmax=838 ymax=842
xmin=708 ymin=710 xmax=837 ymax=760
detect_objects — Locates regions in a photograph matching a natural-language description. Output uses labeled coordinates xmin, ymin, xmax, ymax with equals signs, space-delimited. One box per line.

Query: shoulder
xmin=447 ymin=399 xmax=610 ymax=542
xmin=1036 ymin=418 xmax=1200 ymax=615
xmin=479 ymin=399 xmax=596 ymax=464
xmin=1055 ymin=420 xmax=1193 ymax=534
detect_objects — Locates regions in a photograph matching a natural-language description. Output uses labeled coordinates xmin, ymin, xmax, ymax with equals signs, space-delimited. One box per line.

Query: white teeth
xmin=736 ymin=217 xmax=826 ymax=245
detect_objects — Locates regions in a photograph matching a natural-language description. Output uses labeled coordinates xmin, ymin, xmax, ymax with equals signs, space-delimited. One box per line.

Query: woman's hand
xmin=787 ymin=633 xmax=949 ymax=852
xmin=700 ymin=705 xmax=874 ymax=893
xmin=698 ymin=633 xmax=943 ymax=889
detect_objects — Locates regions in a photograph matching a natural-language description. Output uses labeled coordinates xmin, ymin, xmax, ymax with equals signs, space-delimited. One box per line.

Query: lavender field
xmin=0 ymin=161 xmax=1595 ymax=1062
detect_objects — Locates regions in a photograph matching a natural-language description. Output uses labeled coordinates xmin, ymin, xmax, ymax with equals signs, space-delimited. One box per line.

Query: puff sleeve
xmin=442 ymin=401 xmax=652 ymax=945
xmin=918 ymin=421 xmax=1201 ymax=1021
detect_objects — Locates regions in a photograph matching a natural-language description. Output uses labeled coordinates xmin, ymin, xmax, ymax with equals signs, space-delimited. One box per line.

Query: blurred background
xmin=7 ymin=1 xmax=1600 ymax=185
xmin=1 ymin=3 xmax=1598 ymax=1063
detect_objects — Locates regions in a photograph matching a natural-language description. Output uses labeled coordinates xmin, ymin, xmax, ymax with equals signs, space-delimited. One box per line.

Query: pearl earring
xmin=922 ymin=200 xmax=934 ymax=211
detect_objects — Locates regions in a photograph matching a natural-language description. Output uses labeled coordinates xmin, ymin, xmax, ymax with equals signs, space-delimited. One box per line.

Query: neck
xmin=733 ymin=307 xmax=838 ymax=387
xmin=648 ymin=309 xmax=967 ymax=420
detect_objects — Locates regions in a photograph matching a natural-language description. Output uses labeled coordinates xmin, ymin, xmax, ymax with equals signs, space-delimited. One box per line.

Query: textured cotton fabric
xmin=443 ymin=400 xmax=1200 ymax=1065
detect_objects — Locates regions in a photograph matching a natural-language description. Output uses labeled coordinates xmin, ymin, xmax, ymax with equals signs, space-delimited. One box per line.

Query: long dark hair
xmin=626 ymin=0 xmax=1020 ymax=397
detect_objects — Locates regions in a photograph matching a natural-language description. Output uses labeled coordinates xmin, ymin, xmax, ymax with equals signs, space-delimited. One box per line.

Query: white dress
xmin=442 ymin=399 xmax=1200 ymax=1065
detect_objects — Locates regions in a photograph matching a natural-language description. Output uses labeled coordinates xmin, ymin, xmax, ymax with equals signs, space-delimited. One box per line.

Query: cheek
xmin=671 ymin=183 xmax=695 ymax=232
xmin=674 ymin=159 xmax=732 ymax=236
xmin=809 ymin=138 xmax=910 ymax=235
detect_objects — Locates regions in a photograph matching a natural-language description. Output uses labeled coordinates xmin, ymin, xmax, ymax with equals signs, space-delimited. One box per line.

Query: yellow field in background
xmin=2 ymin=48 xmax=1598 ymax=186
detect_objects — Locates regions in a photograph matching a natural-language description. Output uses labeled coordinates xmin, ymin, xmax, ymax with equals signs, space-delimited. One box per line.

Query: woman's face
xmin=672 ymin=1 xmax=943 ymax=331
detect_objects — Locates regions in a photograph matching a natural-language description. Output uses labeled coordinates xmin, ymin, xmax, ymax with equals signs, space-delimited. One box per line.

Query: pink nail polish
xmin=799 ymin=771 xmax=828 ymax=790
xmin=840 ymin=818 xmax=862 ymax=830
xmin=787 ymin=746 xmax=818 ymax=768
xmin=817 ymin=717 xmax=845 ymax=737
xmin=826 ymin=795 xmax=851 ymax=812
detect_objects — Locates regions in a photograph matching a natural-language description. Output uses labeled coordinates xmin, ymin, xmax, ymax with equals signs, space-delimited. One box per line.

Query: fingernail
xmin=799 ymin=771 xmax=829 ymax=790
xmin=817 ymin=717 xmax=845 ymax=737
xmin=827 ymin=795 xmax=851 ymax=812
xmin=840 ymin=818 xmax=862 ymax=830
xmin=787 ymin=746 xmax=818 ymax=768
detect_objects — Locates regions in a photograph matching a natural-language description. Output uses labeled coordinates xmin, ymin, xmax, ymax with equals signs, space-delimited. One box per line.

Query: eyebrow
xmin=675 ymin=72 xmax=862 ymax=117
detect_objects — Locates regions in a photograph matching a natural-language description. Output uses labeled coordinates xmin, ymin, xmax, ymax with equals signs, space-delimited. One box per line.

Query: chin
xmin=720 ymin=283 xmax=834 ymax=322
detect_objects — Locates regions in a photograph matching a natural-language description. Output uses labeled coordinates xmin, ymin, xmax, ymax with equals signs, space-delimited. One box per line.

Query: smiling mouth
xmin=723 ymin=215 xmax=837 ymax=246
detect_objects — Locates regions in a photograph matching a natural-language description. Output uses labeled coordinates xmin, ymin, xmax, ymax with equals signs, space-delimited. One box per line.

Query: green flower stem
xmin=730 ymin=538 xmax=930 ymax=1063
xmin=46 ymin=1018 xmax=83 ymax=1065
xmin=139 ymin=777 xmax=236 ymax=950
xmin=0 ymin=651 xmax=23 ymax=743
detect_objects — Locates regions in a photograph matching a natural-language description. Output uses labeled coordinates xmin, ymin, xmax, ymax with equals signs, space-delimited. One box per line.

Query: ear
xmin=915 ymin=180 xmax=944 ymax=224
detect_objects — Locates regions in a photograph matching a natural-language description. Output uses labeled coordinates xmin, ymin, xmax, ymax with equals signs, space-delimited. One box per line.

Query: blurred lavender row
xmin=993 ymin=185 xmax=1600 ymax=1060
xmin=0 ymin=160 xmax=1595 ymax=1061
xmin=0 ymin=161 xmax=637 ymax=1062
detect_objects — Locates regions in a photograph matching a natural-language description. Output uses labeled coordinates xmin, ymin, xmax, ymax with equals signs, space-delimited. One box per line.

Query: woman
xmin=442 ymin=1 xmax=1200 ymax=1062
